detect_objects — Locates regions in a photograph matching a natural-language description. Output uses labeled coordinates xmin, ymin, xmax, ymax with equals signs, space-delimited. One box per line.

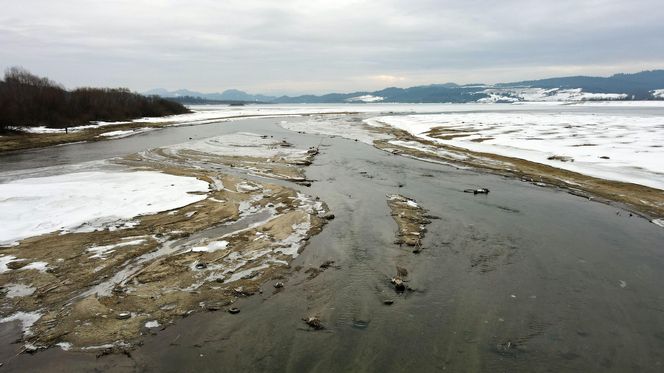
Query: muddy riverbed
xmin=1 ymin=116 xmax=663 ymax=372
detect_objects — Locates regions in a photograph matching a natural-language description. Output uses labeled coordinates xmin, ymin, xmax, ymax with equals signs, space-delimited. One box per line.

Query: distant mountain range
xmin=144 ymin=88 xmax=276 ymax=103
xmin=146 ymin=70 xmax=664 ymax=104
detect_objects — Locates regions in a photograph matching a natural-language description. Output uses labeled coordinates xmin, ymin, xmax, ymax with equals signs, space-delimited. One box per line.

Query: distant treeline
xmin=0 ymin=67 xmax=190 ymax=130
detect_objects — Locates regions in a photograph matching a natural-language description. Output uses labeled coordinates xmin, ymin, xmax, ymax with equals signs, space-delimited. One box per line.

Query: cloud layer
xmin=2 ymin=0 xmax=663 ymax=94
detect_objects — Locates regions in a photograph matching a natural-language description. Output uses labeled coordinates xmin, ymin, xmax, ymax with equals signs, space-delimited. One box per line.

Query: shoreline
xmin=4 ymin=107 xmax=659 ymax=223
xmin=275 ymin=111 xmax=664 ymax=224
xmin=0 ymin=133 xmax=329 ymax=352
xmin=0 ymin=111 xmax=361 ymax=153
xmin=371 ymin=127 xmax=664 ymax=222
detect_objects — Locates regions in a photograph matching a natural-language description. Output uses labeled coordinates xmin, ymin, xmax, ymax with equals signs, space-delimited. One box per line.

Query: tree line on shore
xmin=0 ymin=67 xmax=190 ymax=131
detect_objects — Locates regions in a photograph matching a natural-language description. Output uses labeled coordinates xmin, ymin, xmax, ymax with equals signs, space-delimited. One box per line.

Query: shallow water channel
xmin=1 ymin=116 xmax=663 ymax=372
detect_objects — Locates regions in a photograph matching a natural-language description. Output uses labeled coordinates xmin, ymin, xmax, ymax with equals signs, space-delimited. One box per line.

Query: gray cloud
xmin=1 ymin=0 xmax=662 ymax=94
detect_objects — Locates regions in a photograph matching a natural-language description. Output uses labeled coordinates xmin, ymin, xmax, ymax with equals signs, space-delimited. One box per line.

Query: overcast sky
xmin=1 ymin=0 xmax=663 ymax=94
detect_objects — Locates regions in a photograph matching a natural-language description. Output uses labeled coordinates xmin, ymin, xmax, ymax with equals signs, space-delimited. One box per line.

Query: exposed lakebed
xmin=1 ymin=114 xmax=663 ymax=372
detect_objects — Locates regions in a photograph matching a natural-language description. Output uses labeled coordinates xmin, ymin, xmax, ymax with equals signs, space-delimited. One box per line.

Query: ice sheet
xmin=278 ymin=115 xmax=390 ymax=145
xmin=166 ymin=132 xmax=309 ymax=160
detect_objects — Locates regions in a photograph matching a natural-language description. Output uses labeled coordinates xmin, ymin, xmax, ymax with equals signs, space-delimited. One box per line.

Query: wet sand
xmin=1 ymin=117 xmax=663 ymax=372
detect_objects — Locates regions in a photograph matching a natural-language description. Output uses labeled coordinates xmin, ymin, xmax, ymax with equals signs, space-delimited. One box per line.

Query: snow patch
xmin=191 ymin=240 xmax=228 ymax=253
xmin=87 ymin=238 xmax=147 ymax=259
xmin=144 ymin=320 xmax=160 ymax=328
xmin=0 ymin=255 xmax=17 ymax=273
xmin=0 ymin=311 xmax=42 ymax=336
xmin=346 ymin=95 xmax=385 ymax=103
xmin=56 ymin=342 xmax=73 ymax=351
xmin=22 ymin=261 xmax=49 ymax=272
xmin=4 ymin=283 xmax=36 ymax=298
xmin=0 ymin=170 xmax=209 ymax=245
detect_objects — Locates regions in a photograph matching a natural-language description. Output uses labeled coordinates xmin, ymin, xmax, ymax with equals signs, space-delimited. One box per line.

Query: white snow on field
xmin=166 ymin=132 xmax=310 ymax=160
xmin=478 ymin=88 xmax=628 ymax=103
xmin=0 ymin=171 xmax=208 ymax=246
xmin=373 ymin=112 xmax=664 ymax=190
xmin=651 ymin=89 xmax=664 ymax=99
xmin=346 ymin=95 xmax=385 ymax=103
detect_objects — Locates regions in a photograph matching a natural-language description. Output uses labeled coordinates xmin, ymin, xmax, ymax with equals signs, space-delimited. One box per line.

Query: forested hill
xmin=498 ymin=70 xmax=664 ymax=97
xmin=0 ymin=67 xmax=190 ymax=130
xmin=148 ymin=69 xmax=664 ymax=103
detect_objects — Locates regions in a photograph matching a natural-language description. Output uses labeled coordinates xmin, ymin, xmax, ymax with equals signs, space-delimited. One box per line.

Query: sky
xmin=1 ymin=0 xmax=663 ymax=95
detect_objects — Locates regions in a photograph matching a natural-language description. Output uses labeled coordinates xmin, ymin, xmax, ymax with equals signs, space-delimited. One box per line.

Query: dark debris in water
xmin=303 ymin=316 xmax=325 ymax=330
xmin=464 ymin=188 xmax=490 ymax=195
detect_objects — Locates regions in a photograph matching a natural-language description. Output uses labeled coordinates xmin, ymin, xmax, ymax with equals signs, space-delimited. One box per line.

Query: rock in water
xmin=303 ymin=316 xmax=324 ymax=330
xmin=391 ymin=277 xmax=406 ymax=292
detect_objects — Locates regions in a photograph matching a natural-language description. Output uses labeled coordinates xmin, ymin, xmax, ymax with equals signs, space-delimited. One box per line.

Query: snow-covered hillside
xmin=345 ymin=95 xmax=385 ymax=103
xmin=478 ymin=87 xmax=628 ymax=103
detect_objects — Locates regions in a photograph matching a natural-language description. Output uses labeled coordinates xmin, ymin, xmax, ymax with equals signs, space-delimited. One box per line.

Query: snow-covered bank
xmin=7 ymin=121 xmax=124 ymax=134
xmin=372 ymin=112 xmax=664 ymax=190
xmin=97 ymin=127 xmax=155 ymax=139
xmin=0 ymin=171 xmax=208 ymax=245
